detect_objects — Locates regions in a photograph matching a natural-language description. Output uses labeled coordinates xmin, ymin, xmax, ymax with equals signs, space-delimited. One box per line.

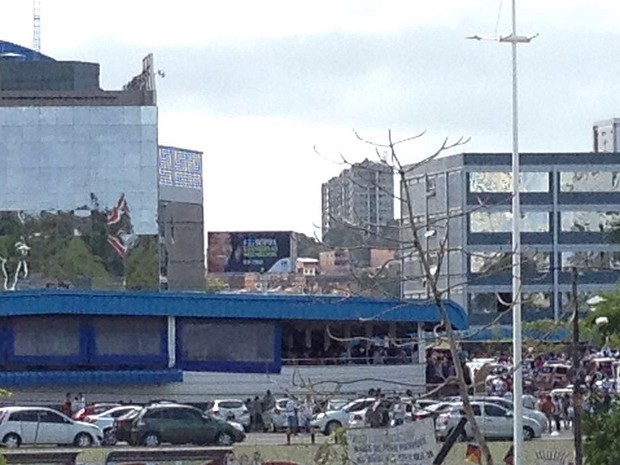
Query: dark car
xmin=129 ymin=404 xmax=245 ymax=446
xmin=114 ymin=408 xmax=141 ymax=443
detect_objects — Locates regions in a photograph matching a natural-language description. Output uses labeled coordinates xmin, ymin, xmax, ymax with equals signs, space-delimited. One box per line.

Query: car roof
xmin=97 ymin=405 xmax=141 ymax=414
xmin=0 ymin=406 xmax=56 ymax=412
xmin=213 ymin=399 xmax=245 ymax=403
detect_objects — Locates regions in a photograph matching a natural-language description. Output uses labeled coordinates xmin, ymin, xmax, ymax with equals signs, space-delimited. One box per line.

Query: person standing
xmin=285 ymin=396 xmax=298 ymax=435
xmin=62 ymin=393 xmax=72 ymax=417
xmin=252 ymin=396 xmax=263 ymax=432
xmin=261 ymin=390 xmax=276 ymax=432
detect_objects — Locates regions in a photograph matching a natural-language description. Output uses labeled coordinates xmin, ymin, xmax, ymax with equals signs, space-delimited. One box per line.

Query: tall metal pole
xmin=468 ymin=3 xmax=536 ymax=463
xmin=509 ymin=0 xmax=524 ymax=462
xmin=571 ymin=266 xmax=583 ymax=465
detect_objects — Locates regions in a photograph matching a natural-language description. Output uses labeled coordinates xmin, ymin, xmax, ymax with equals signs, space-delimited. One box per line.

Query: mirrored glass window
xmin=470 ymin=211 xmax=549 ymax=233
xmin=561 ymin=291 xmax=598 ymax=312
xmin=522 ymin=251 xmax=551 ymax=273
xmin=561 ymin=251 xmax=620 ymax=271
xmin=560 ymin=171 xmax=620 ymax=192
xmin=560 ymin=211 xmax=620 ymax=232
xmin=469 ymin=172 xmax=549 ymax=193
xmin=470 ymin=251 xmax=511 ymax=274
xmin=522 ymin=292 xmax=551 ymax=311
xmin=469 ymin=292 xmax=512 ymax=314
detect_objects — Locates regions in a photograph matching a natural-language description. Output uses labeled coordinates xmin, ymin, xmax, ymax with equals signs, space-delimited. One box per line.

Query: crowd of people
xmin=243 ymin=391 xmax=314 ymax=434
xmin=282 ymin=340 xmax=416 ymax=366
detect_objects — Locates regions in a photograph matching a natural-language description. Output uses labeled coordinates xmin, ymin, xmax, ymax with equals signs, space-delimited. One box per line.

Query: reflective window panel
xmin=469 ymin=172 xmax=549 ymax=193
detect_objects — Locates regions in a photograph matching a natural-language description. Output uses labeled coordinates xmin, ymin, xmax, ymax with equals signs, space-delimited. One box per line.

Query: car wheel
xmin=216 ymin=432 xmax=234 ymax=446
xmin=142 ymin=432 xmax=161 ymax=447
xmin=103 ymin=428 xmax=117 ymax=446
xmin=2 ymin=433 xmax=21 ymax=448
xmin=325 ymin=420 xmax=342 ymax=435
xmin=74 ymin=433 xmax=93 ymax=447
xmin=523 ymin=426 xmax=535 ymax=441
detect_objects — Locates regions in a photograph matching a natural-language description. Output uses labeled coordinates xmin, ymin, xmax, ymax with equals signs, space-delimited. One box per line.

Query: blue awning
xmin=0 ymin=370 xmax=182 ymax=387
xmin=0 ymin=290 xmax=468 ymax=329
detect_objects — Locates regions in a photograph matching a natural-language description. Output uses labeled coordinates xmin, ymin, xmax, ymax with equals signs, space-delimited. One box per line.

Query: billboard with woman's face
xmin=207 ymin=231 xmax=296 ymax=273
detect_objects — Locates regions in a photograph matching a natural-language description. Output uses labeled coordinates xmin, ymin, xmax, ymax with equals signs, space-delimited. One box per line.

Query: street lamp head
xmin=595 ymin=316 xmax=609 ymax=327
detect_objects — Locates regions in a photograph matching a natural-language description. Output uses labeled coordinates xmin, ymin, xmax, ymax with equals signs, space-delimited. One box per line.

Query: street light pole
xmin=571 ymin=266 xmax=583 ymax=465
xmin=468 ymin=2 xmax=537 ymax=464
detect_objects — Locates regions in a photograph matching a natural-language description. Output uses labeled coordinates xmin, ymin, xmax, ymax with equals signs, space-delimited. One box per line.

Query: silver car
xmin=435 ymin=401 xmax=543 ymax=441
xmin=465 ymin=396 xmax=549 ymax=432
xmin=310 ymin=398 xmax=376 ymax=435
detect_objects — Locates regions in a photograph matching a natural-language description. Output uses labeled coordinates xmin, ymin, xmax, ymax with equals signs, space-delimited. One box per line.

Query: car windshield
xmin=344 ymin=400 xmax=371 ymax=413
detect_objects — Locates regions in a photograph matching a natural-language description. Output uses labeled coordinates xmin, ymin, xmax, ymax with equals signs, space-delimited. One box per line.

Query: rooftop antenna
xmin=33 ymin=0 xmax=41 ymax=52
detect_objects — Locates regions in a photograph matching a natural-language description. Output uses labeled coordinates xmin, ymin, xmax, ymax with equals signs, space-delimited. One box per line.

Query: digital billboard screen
xmin=207 ymin=231 xmax=296 ymax=273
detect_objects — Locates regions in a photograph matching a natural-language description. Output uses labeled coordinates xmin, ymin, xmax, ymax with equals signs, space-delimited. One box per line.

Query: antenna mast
xmin=33 ymin=0 xmax=41 ymax=52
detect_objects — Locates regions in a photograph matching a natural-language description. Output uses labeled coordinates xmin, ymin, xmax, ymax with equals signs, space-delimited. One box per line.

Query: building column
xmin=344 ymin=324 xmax=351 ymax=358
xmin=388 ymin=322 xmax=396 ymax=341
xmin=167 ymin=316 xmax=176 ymax=368
xmin=417 ymin=322 xmax=426 ymax=364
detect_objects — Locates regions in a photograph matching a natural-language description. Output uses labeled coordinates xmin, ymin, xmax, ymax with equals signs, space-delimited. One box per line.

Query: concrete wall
xmin=159 ymin=201 xmax=205 ymax=291
xmin=5 ymin=365 xmax=427 ymax=405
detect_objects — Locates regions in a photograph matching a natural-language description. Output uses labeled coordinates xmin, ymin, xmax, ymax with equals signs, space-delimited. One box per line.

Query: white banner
xmin=347 ymin=418 xmax=437 ymax=465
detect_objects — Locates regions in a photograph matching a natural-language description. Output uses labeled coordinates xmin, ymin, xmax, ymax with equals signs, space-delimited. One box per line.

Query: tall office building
xmin=401 ymin=151 xmax=620 ymax=325
xmin=593 ymin=119 xmax=620 ymax=153
xmin=0 ymin=40 xmax=204 ymax=291
xmin=321 ymin=160 xmax=394 ymax=240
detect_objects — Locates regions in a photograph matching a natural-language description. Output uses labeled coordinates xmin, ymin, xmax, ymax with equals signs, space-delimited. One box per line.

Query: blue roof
xmin=0 ymin=290 xmax=468 ymax=329
xmin=0 ymin=40 xmax=54 ymax=61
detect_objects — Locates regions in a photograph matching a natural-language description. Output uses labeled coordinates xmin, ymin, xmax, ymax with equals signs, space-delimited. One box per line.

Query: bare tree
xmin=315 ymin=129 xmax=497 ymax=465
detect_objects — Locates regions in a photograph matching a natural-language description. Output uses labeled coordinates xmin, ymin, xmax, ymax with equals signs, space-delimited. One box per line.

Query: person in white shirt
xmin=285 ymin=397 xmax=298 ymax=434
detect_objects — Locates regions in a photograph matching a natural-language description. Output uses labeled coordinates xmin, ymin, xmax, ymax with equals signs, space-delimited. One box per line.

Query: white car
xmin=83 ymin=405 xmax=141 ymax=445
xmin=207 ymin=399 xmax=251 ymax=430
xmin=435 ymin=401 xmax=543 ymax=441
xmin=268 ymin=398 xmax=290 ymax=431
xmin=311 ymin=398 xmax=376 ymax=435
xmin=0 ymin=406 xmax=103 ymax=448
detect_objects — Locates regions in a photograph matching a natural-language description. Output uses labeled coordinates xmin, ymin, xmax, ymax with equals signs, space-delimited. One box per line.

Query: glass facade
xmin=0 ymin=106 xmax=159 ymax=291
xmin=470 ymin=211 xmax=549 ymax=233
xmin=560 ymin=211 xmax=620 ymax=232
xmin=469 ymin=292 xmax=550 ymax=314
xmin=469 ymin=292 xmax=512 ymax=314
xmin=560 ymin=171 xmax=620 ymax=192
xmin=522 ymin=292 xmax=551 ymax=311
xmin=470 ymin=251 xmax=549 ymax=274
xmin=469 ymin=172 xmax=549 ymax=193
xmin=470 ymin=251 xmax=510 ymax=274
xmin=560 ymin=250 xmax=620 ymax=271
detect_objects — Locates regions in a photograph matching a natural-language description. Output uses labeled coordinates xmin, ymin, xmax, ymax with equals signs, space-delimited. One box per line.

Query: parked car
xmin=445 ymin=395 xmax=548 ymax=432
xmin=537 ymin=363 xmax=571 ymax=390
xmin=130 ymin=404 xmax=245 ymax=446
xmin=268 ymin=398 xmax=290 ymax=432
xmin=73 ymin=403 xmax=120 ymax=421
xmin=0 ymin=406 xmax=103 ymax=448
xmin=311 ymin=398 xmax=375 ymax=435
xmin=207 ymin=399 xmax=251 ymax=431
xmin=113 ymin=408 xmax=142 ymax=444
xmin=435 ymin=401 xmax=543 ymax=441
xmin=84 ymin=405 xmax=141 ymax=445
xmin=412 ymin=401 xmax=458 ymax=422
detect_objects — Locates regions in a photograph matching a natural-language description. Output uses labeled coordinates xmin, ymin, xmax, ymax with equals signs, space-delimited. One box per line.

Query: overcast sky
xmin=3 ymin=1 xmax=620 ymax=236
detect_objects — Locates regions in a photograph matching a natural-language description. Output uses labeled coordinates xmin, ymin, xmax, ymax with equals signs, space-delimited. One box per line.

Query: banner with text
xmin=347 ymin=419 xmax=437 ymax=465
